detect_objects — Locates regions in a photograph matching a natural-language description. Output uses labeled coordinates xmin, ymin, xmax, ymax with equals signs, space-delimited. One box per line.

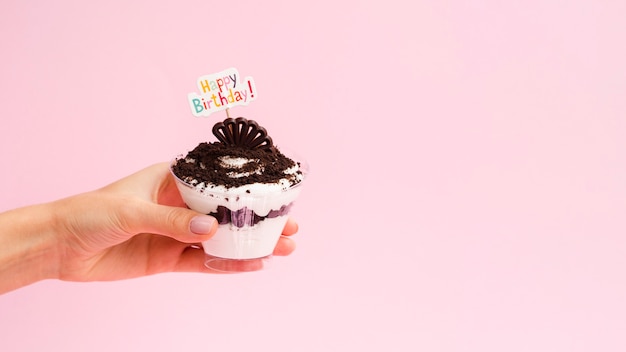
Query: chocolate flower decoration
xmin=212 ymin=117 xmax=275 ymax=152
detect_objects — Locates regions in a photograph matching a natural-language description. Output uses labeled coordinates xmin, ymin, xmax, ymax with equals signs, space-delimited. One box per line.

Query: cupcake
xmin=171 ymin=117 xmax=307 ymax=271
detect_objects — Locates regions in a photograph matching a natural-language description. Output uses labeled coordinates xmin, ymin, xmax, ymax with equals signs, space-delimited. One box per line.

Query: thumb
xmin=121 ymin=201 xmax=217 ymax=243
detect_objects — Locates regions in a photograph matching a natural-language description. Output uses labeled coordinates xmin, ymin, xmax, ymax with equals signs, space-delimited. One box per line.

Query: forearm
xmin=0 ymin=203 xmax=61 ymax=294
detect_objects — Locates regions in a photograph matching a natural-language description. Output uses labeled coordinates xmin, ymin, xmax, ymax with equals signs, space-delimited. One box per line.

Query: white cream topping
xmin=218 ymin=155 xmax=264 ymax=178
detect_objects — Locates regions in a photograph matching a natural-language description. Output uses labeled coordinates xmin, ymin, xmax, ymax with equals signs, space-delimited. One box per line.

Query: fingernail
xmin=190 ymin=215 xmax=216 ymax=235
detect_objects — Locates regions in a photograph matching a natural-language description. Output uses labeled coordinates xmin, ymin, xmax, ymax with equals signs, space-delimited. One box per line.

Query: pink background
xmin=1 ymin=1 xmax=626 ymax=351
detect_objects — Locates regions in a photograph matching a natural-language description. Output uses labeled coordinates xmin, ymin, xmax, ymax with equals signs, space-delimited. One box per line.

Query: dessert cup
xmin=170 ymin=154 xmax=307 ymax=272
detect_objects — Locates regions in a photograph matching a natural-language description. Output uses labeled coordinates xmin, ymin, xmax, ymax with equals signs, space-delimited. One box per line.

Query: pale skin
xmin=0 ymin=163 xmax=298 ymax=294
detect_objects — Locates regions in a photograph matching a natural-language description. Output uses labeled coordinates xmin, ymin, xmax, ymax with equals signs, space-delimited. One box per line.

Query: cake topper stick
xmin=225 ymin=107 xmax=231 ymax=118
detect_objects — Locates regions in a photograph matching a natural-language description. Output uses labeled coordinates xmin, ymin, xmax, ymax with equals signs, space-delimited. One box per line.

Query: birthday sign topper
xmin=187 ymin=68 xmax=257 ymax=117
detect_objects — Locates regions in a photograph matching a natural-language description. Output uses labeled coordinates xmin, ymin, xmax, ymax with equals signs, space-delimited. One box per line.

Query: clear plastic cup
xmin=170 ymin=153 xmax=307 ymax=272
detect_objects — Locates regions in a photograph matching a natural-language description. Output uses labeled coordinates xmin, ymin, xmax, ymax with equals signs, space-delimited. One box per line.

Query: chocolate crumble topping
xmin=171 ymin=117 xmax=302 ymax=189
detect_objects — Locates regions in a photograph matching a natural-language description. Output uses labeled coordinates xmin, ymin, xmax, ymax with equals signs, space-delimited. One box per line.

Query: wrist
xmin=0 ymin=202 xmax=62 ymax=294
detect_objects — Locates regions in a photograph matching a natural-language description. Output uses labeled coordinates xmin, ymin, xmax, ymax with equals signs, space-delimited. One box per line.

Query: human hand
xmin=52 ymin=163 xmax=298 ymax=281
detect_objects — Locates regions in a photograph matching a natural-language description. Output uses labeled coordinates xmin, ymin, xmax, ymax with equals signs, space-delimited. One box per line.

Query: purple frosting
xmin=208 ymin=203 xmax=294 ymax=228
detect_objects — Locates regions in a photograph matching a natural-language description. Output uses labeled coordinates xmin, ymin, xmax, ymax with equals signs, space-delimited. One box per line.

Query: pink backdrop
xmin=2 ymin=1 xmax=626 ymax=351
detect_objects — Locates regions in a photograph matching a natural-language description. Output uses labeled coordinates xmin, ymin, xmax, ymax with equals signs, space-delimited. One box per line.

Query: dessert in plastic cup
xmin=170 ymin=117 xmax=307 ymax=272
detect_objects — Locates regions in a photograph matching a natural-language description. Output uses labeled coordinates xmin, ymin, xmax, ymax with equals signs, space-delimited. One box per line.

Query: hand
xmin=55 ymin=163 xmax=299 ymax=280
xmin=0 ymin=163 xmax=299 ymax=293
